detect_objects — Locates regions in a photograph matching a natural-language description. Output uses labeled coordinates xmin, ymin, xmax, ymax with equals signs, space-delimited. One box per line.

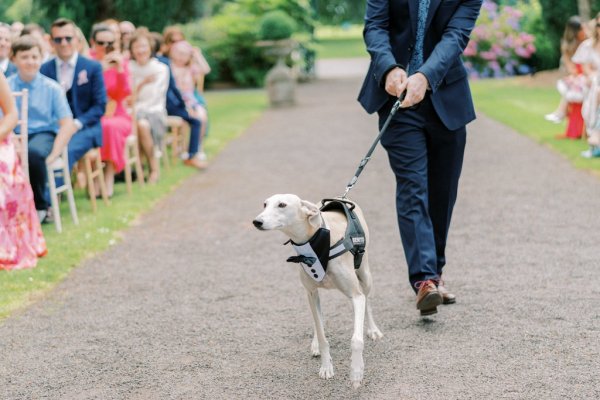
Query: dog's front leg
xmin=306 ymin=288 xmax=333 ymax=379
xmin=350 ymin=293 xmax=366 ymax=388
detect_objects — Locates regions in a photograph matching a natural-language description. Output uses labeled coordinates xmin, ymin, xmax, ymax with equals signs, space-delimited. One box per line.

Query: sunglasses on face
xmin=96 ymin=40 xmax=115 ymax=47
xmin=52 ymin=36 xmax=73 ymax=44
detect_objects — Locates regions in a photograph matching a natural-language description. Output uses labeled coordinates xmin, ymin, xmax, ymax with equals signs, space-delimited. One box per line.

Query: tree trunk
xmin=578 ymin=0 xmax=591 ymax=21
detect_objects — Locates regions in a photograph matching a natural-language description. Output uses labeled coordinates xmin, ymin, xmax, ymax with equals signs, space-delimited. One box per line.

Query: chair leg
xmin=62 ymin=157 xmax=79 ymax=226
xmin=124 ymin=157 xmax=133 ymax=195
xmin=84 ymin=155 xmax=97 ymax=213
xmin=94 ymin=154 xmax=110 ymax=205
xmin=47 ymin=168 xmax=62 ymax=233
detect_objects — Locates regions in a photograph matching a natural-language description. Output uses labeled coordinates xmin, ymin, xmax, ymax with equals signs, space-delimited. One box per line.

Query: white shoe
xmin=36 ymin=209 xmax=47 ymax=223
xmin=544 ymin=113 xmax=564 ymax=124
xmin=197 ymin=151 xmax=207 ymax=161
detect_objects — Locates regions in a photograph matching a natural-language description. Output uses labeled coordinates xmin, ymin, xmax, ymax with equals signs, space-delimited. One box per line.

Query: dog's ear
xmin=300 ymin=200 xmax=321 ymax=228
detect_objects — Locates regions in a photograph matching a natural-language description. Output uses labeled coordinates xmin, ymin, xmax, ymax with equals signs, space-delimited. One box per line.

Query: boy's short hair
xmin=50 ymin=18 xmax=76 ymax=33
xmin=11 ymin=34 xmax=42 ymax=57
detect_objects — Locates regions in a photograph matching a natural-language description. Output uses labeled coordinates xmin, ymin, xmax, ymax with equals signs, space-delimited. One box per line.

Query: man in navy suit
xmin=358 ymin=0 xmax=482 ymax=316
xmin=40 ymin=18 xmax=106 ymax=170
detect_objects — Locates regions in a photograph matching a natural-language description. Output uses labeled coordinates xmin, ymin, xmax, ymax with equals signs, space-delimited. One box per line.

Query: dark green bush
xmin=259 ymin=10 xmax=297 ymax=40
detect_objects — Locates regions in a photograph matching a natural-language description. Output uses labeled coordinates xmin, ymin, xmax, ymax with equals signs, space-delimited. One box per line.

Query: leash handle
xmin=341 ymin=97 xmax=403 ymax=199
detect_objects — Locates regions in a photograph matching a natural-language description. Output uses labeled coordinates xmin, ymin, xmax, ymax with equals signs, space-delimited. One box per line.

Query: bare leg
xmin=137 ymin=119 xmax=159 ymax=183
xmin=103 ymin=162 xmax=115 ymax=197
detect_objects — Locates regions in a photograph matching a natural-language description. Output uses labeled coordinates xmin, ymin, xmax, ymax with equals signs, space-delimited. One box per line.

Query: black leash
xmin=341 ymin=96 xmax=403 ymax=199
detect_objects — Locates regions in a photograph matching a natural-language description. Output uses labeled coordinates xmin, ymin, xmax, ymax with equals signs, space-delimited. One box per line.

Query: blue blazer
xmin=358 ymin=0 xmax=482 ymax=130
xmin=156 ymin=56 xmax=190 ymax=118
xmin=40 ymin=55 xmax=106 ymax=145
xmin=3 ymin=61 xmax=17 ymax=77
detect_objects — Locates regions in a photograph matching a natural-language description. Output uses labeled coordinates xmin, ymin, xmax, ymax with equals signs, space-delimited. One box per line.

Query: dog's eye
xmin=278 ymin=203 xmax=287 ymax=208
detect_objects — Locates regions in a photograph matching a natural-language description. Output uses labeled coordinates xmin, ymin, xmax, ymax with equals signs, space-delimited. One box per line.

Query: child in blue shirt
xmin=7 ymin=35 xmax=76 ymax=220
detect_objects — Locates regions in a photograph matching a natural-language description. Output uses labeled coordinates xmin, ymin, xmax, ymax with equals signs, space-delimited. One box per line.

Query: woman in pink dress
xmin=0 ymin=71 xmax=47 ymax=270
xmin=90 ymin=24 xmax=132 ymax=196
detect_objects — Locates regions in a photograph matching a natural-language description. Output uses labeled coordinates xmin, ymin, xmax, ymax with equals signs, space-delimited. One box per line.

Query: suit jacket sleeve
xmin=417 ymin=0 xmax=482 ymax=93
xmin=77 ymin=61 xmax=107 ymax=128
xmin=363 ymin=0 xmax=405 ymax=88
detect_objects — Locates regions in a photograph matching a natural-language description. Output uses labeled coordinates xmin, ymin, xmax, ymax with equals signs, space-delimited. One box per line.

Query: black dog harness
xmin=285 ymin=198 xmax=366 ymax=282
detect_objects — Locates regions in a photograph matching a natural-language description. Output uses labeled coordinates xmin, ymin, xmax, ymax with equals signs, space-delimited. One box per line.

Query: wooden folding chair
xmin=11 ymin=89 xmax=28 ymax=179
xmin=123 ymin=106 xmax=145 ymax=194
xmin=79 ymin=148 xmax=110 ymax=213
xmin=163 ymin=115 xmax=188 ymax=168
xmin=47 ymin=149 xmax=79 ymax=233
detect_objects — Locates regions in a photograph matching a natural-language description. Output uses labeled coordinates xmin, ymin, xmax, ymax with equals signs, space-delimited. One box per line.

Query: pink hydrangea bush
xmin=463 ymin=0 xmax=536 ymax=78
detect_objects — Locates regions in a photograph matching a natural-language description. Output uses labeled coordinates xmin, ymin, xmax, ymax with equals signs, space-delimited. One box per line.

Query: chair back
xmin=11 ymin=89 xmax=29 ymax=180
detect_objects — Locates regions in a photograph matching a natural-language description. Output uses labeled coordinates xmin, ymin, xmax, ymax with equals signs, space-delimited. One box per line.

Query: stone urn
xmin=257 ymin=39 xmax=298 ymax=107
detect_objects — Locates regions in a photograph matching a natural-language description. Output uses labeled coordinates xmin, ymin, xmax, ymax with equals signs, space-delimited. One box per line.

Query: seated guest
xmin=0 ymin=70 xmax=47 ymax=270
xmin=153 ymin=35 xmax=206 ymax=170
xmin=169 ymin=40 xmax=211 ymax=166
xmin=89 ymin=23 xmax=132 ymax=196
xmin=119 ymin=20 xmax=135 ymax=58
xmin=0 ymin=22 xmax=16 ymax=76
xmin=40 ymin=18 xmax=106 ymax=172
xmin=7 ymin=35 xmax=77 ymax=223
xmin=21 ymin=23 xmax=53 ymax=62
xmin=129 ymin=28 xmax=169 ymax=183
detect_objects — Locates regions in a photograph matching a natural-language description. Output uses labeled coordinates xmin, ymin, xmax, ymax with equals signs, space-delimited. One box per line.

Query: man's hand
xmin=384 ymin=67 xmax=408 ymax=98
xmin=400 ymin=72 xmax=429 ymax=108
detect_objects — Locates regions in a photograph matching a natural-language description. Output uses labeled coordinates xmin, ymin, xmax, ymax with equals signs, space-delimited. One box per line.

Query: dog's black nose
xmin=252 ymin=219 xmax=263 ymax=229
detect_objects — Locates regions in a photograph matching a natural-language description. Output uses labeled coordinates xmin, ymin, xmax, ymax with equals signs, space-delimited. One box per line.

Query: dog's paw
xmin=367 ymin=327 xmax=383 ymax=340
xmin=350 ymin=370 xmax=363 ymax=389
xmin=319 ymin=363 xmax=334 ymax=379
xmin=311 ymin=338 xmax=320 ymax=357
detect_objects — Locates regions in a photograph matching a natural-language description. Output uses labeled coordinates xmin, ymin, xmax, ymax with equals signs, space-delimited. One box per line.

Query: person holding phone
xmin=89 ymin=23 xmax=132 ymax=197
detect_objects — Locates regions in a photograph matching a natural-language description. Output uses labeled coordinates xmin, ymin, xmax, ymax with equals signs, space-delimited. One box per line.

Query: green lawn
xmin=471 ymin=77 xmax=600 ymax=173
xmin=313 ymin=24 xmax=367 ymax=59
xmin=0 ymin=89 xmax=267 ymax=320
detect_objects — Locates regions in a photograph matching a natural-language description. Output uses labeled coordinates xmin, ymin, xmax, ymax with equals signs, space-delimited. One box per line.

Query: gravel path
xmin=1 ymin=73 xmax=599 ymax=399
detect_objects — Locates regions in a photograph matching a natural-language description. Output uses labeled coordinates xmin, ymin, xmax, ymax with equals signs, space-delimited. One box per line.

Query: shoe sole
xmin=420 ymin=307 xmax=438 ymax=316
xmin=442 ymin=297 xmax=456 ymax=305
xmin=417 ymin=291 xmax=442 ymax=311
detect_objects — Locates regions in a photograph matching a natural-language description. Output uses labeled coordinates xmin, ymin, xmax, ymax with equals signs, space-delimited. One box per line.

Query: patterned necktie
xmin=408 ymin=0 xmax=431 ymax=74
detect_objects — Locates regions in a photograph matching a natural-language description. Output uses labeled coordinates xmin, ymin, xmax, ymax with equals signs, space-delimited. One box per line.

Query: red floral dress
xmin=0 ymin=133 xmax=47 ymax=270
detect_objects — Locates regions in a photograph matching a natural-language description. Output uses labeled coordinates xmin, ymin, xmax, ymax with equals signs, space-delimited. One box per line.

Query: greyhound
xmin=253 ymin=194 xmax=383 ymax=388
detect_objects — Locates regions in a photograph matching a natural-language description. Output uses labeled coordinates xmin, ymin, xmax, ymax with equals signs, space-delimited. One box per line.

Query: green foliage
xmin=183 ymin=0 xmax=315 ymax=87
xmin=314 ymin=0 xmax=366 ymax=25
xmin=259 ymin=10 xmax=297 ymax=40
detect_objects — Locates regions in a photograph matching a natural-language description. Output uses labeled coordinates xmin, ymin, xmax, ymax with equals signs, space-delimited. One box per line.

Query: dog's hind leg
xmin=357 ymin=256 xmax=383 ymax=340
xmin=349 ymin=293 xmax=366 ymax=388
xmin=306 ymin=289 xmax=334 ymax=379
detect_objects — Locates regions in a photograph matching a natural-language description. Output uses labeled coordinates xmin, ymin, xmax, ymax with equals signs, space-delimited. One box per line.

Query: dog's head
xmin=252 ymin=194 xmax=321 ymax=233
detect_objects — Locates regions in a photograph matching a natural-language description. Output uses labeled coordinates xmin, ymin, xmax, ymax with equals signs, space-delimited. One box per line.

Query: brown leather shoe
xmin=438 ymin=280 xmax=456 ymax=304
xmin=415 ymin=280 xmax=442 ymax=316
xmin=184 ymin=157 xmax=208 ymax=170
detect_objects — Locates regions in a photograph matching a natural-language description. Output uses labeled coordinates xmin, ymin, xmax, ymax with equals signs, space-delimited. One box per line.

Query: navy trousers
xmin=27 ymin=132 xmax=55 ymax=210
xmin=168 ymin=108 xmax=202 ymax=158
xmin=378 ymin=95 xmax=466 ymax=292
xmin=67 ymin=125 xmax=101 ymax=170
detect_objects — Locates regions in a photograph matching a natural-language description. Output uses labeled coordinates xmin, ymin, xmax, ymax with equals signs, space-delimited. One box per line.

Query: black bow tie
xmin=286 ymin=255 xmax=316 ymax=266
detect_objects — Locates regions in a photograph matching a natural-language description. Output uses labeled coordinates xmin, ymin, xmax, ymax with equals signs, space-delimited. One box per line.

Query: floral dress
xmin=0 ymin=133 xmax=47 ymax=270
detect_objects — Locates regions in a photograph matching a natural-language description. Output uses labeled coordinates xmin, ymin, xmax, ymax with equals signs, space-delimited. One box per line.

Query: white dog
xmin=253 ymin=194 xmax=383 ymax=388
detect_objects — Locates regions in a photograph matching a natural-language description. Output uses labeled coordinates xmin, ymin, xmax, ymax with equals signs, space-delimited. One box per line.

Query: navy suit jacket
xmin=358 ymin=0 xmax=482 ymax=130
xmin=3 ymin=61 xmax=17 ymax=77
xmin=156 ymin=55 xmax=190 ymax=118
xmin=40 ymin=55 xmax=106 ymax=145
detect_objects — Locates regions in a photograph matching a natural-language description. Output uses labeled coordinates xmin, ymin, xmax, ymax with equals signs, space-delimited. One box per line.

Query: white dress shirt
xmin=55 ymin=53 xmax=78 ymax=92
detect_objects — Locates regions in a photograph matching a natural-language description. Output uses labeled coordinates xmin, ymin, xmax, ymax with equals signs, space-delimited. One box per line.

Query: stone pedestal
xmin=265 ymin=58 xmax=296 ymax=107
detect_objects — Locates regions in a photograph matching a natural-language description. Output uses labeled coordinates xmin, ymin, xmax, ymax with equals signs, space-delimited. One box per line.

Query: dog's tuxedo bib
xmin=287 ymin=227 xmax=331 ymax=282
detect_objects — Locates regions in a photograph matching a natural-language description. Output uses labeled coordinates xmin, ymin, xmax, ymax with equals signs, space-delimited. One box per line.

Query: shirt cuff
xmin=74 ymin=119 xmax=83 ymax=130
